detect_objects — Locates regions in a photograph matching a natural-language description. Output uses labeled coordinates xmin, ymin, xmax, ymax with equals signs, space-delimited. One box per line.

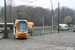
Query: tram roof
xmin=0 ymin=23 xmax=14 ymax=25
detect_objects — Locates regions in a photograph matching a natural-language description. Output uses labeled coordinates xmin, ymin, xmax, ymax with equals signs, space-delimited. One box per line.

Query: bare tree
xmin=7 ymin=0 xmax=15 ymax=22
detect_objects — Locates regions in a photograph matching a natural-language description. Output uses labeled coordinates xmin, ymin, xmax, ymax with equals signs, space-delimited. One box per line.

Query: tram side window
xmin=0 ymin=24 xmax=4 ymax=27
xmin=7 ymin=25 xmax=13 ymax=30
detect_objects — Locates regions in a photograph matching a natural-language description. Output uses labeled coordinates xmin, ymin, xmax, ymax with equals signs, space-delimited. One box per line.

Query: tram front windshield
xmin=18 ymin=21 xmax=27 ymax=32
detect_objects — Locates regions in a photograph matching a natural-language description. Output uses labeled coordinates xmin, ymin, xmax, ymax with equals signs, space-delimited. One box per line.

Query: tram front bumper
xmin=18 ymin=34 xmax=28 ymax=36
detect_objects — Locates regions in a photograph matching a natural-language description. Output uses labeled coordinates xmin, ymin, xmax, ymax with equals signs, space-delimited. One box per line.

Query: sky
xmin=0 ymin=0 xmax=75 ymax=9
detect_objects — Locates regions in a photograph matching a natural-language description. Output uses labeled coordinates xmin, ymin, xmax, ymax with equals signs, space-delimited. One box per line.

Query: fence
xmin=7 ymin=26 xmax=74 ymax=38
xmin=31 ymin=26 xmax=74 ymax=36
xmin=7 ymin=30 xmax=13 ymax=39
xmin=31 ymin=26 xmax=57 ymax=36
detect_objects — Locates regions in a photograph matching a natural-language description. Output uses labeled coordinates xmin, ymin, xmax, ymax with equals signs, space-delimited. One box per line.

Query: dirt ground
xmin=0 ymin=32 xmax=75 ymax=50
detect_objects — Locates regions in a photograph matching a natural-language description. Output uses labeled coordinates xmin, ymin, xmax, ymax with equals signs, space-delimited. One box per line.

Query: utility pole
xmin=58 ymin=2 xmax=60 ymax=33
xmin=49 ymin=0 xmax=53 ymax=33
xmin=4 ymin=0 xmax=7 ymax=38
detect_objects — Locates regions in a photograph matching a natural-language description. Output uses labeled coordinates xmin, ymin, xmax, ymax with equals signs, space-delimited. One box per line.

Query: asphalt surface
xmin=0 ymin=32 xmax=75 ymax=50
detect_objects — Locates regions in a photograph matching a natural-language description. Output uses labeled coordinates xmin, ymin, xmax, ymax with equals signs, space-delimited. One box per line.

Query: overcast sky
xmin=0 ymin=0 xmax=75 ymax=9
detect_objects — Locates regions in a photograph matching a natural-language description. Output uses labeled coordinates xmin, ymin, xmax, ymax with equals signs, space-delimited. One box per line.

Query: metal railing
xmin=31 ymin=26 xmax=57 ymax=36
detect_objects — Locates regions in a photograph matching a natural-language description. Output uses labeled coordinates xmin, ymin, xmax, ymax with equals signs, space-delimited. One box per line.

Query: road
xmin=0 ymin=32 xmax=75 ymax=50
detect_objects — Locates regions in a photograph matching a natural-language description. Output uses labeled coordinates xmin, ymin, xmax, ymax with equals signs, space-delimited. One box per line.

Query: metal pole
xmin=62 ymin=7 xmax=64 ymax=23
xmin=50 ymin=0 xmax=53 ymax=33
xmin=42 ymin=16 xmax=44 ymax=34
xmin=4 ymin=0 xmax=7 ymax=38
xmin=52 ymin=9 xmax=53 ymax=33
xmin=10 ymin=5 xmax=12 ymax=22
xmin=58 ymin=2 xmax=60 ymax=33
xmin=1 ymin=7 xmax=3 ymax=16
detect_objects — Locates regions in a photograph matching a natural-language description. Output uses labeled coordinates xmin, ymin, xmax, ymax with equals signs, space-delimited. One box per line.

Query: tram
xmin=0 ymin=23 xmax=14 ymax=33
xmin=28 ymin=22 xmax=34 ymax=34
xmin=14 ymin=19 xmax=29 ymax=38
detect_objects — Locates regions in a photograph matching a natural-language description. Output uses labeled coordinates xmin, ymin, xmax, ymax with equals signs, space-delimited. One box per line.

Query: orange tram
xmin=14 ymin=19 xmax=29 ymax=38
